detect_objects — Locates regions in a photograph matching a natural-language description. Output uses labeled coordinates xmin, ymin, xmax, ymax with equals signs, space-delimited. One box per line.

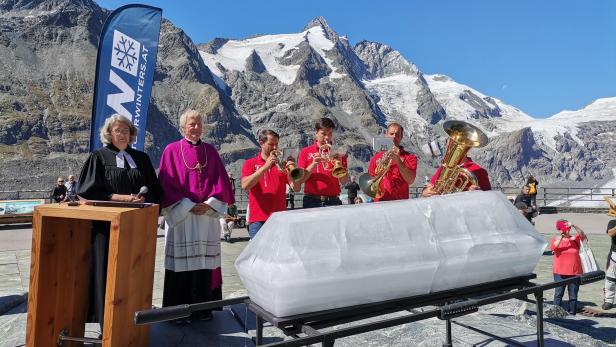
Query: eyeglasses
xmin=58 ymin=181 xmax=64 ymax=183
xmin=112 ymin=128 xmax=130 ymax=135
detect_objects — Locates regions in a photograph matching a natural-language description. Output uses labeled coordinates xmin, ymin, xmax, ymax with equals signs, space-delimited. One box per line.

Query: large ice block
xmin=235 ymin=191 xmax=546 ymax=317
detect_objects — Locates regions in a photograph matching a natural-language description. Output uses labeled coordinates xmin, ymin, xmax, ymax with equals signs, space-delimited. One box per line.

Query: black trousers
xmin=162 ymin=269 xmax=222 ymax=317
xmin=87 ymin=222 xmax=110 ymax=327
xmin=303 ymin=195 xmax=342 ymax=208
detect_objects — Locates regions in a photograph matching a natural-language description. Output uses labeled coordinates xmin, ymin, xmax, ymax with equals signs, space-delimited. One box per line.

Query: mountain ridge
xmin=0 ymin=4 xmax=614 ymax=190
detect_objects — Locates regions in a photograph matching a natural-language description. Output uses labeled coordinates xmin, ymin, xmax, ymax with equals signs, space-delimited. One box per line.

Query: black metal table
xmin=135 ymin=271 xmax=605 ymax=347
xmin=243 ymin=271 xmax=604 ymax=347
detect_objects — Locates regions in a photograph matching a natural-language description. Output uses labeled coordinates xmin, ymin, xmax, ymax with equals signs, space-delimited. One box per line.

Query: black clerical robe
xmin=76 ymin=144 xmax=161 ymax=325
xmin=77 ymin=144 xmax=161 ymax=202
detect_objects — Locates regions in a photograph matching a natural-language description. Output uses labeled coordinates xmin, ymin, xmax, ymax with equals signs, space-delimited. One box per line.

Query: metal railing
xmin=235 ymin=186 xmax=616 ymax=210
xmin=1 ymin=186 xmax=614 ymax=209
xmin=490 ymin=186 xmax=616 ymax=207
xmin=0 ymin=190 xmax=53 ymax=201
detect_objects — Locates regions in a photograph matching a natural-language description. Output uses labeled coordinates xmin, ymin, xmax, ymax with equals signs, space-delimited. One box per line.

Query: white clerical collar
xmin=116 ymin=150 xmax=137 ymax=169
xmin=184 ymin=137 xmax=202 ymax=145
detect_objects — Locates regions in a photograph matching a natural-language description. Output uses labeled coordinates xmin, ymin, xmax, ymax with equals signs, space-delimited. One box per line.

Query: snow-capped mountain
xmin=527 ymin=97 xmax=616 ymax=151
xmin=196 ymin=17 xmax=390 ymax=175
xmin=0 ymin=2 xmax=613 ymax=190
xmin=200 ymin=26 xmax=346 ymax=88
xmin=423 ymin=74 xmax=534 ymax=134
xmin=356 ymin=40 xmax=445 ymax=146
xmin=197 ymin=16 xmax=615 ymax=186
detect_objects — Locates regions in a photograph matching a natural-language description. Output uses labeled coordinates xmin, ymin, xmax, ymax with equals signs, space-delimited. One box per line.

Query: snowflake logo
xmin=110 ymin=30 xmax=141 ymax=77
xmin=114 ymin=36 xmax=137 ymax=70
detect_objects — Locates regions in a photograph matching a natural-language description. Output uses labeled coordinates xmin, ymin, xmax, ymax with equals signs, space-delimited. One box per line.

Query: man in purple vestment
xmin=158 ymin=109 xmax=234 ymax=323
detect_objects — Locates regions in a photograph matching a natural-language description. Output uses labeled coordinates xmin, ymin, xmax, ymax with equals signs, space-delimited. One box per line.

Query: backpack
xmin=528 ymin=182 xmax=537 ymax=195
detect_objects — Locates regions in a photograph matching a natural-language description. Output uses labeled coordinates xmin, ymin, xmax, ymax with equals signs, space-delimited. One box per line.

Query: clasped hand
xmin=191 ymin=202 xmax=212 ymax=215
xmin=112 ymin=194 xmax=144 ymax=203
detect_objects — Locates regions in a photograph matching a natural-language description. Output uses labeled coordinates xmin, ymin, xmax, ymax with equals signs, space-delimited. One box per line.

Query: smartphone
xmin=372 ymin=136 xmax=393 ymax=152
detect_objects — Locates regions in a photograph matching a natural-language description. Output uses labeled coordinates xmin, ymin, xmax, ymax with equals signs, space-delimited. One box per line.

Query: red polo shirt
xmin=242 ymin=154 xmax=288 ymax=223
xmin=368 ymin=149 xmax=417 ymax=201
xmin=298 ymin=142 xmax=347 ymax=197
xmin=430 ymin=157 xmax=491 ymax=191
xmin=550 ymin=234 xmax=585 ymax=275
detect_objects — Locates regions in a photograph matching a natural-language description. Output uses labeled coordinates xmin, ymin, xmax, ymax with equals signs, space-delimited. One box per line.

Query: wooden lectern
xmin=26 ymin=203 xmax=159 ymax=346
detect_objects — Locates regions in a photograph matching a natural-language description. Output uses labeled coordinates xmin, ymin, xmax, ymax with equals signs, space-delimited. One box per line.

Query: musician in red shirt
xmin=241 ymin=129 xmax=298 ymax=238
xmin=421 ymin=157 xmax=491 ymax=197
xmin=367 ymin=123 xmax=417 ymax=201
xmin=297 ymin=118 xmax=349 ymax=208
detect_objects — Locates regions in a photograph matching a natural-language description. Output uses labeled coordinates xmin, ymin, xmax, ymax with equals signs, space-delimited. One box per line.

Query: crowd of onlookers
xmin=52 ymin=174 xmax=78 ymax=202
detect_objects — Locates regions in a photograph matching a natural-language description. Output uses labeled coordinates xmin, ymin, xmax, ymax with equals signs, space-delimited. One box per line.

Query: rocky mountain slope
xmin=0 ymin=0 xmax=253 ymax=191
xmin=197 ymin=16 xmax=616 ymax=188
xmin=0 ymin=1 xmax=614 ymax=192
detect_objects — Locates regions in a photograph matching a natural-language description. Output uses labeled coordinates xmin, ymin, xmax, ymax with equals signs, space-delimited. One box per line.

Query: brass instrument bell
xmin=359 ymin=150 xmax=393 ymax=198
xmin=433 ymin=120 xmax=489 ymax=194
xmin=331 ymin=159 xmax=347 ymax=178
xmin=318 ymin=142 xmax=347 ymax=178
xmin=285 ymin=161 xmax=306 ymax=183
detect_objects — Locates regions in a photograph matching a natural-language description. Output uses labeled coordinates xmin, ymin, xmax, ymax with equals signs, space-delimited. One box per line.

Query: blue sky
xmin=96 ymin=0 xmax=615 ymax=118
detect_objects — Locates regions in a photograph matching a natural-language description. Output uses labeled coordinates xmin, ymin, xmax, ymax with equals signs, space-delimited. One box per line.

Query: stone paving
xmin=0 ymin=212 xmax=615 ymax=346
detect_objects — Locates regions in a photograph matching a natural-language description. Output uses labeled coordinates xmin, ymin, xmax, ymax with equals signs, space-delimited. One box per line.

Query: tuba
xmin=359 ymin=150 xmax=393 ymax=198
xmin=433 ymin=120 xmax=489 ymax=194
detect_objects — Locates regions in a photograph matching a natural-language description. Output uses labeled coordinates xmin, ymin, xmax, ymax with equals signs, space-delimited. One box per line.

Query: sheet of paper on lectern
xmin=235 ymin=190 xmax=547 ymax=317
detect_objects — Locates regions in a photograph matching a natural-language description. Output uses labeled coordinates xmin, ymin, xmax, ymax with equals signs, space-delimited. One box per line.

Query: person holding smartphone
xmin=550 ymin=219 xmax=587 ymax=315
xmin=367 ymin=123 xmax=417 ymax=201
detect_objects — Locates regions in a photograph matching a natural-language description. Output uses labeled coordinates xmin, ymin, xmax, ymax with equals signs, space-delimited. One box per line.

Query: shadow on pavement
xmin=546 ymin=317 xmax=616 ymax=344
xmin=0 ymin=223 xmax=32 ymax=231
xmin=0 ymin=294 xmax=27 ymax=316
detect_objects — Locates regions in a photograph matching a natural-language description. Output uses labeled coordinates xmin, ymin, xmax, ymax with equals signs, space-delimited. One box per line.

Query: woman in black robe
xmin=77 ymin=114 xmax=161 ymax=326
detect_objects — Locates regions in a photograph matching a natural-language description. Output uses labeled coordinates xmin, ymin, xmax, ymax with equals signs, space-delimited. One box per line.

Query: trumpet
xmin=271 ymin=149 xmax=285 ymax=172
xmin=318 ymin=142 xmax=348 ymax=178
xmin=359 ymin=150 xmax=393 ymax=198
xmin=271 ymin=149 xmax=306 ymax=183
xmin=285 ymin=160 xmax=306 ymax=183
xmin=319 ymin=143 xmax=333 ymax=170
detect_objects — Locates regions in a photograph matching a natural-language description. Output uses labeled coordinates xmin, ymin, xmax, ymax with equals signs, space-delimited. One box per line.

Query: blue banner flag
xmin=90 ymin=4 xmax=162 ymax=151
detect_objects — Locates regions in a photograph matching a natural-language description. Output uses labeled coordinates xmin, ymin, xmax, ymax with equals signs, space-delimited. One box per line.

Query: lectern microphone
xmin=136 ymin=186 xmax=148 ymax=198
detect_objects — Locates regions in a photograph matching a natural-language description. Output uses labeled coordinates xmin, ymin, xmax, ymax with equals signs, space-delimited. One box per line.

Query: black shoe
xmin=198 ymin=312 xmax=213 ymax=321
xmin=602 ymin=302 xmax=613 ymax=310
xmin=224 ymin=234 xmax=231 ymax=243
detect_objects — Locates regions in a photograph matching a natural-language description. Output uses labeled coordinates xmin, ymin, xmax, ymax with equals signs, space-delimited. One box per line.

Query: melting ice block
xmin=235 ymin=191 xmax=546 ymax=317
